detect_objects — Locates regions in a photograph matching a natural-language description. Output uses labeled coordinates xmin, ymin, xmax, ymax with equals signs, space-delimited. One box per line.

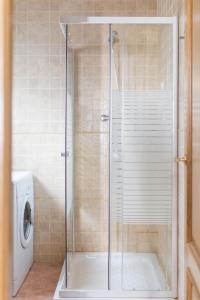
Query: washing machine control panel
xmin=16 ymin=175 xmax=33 ymax=200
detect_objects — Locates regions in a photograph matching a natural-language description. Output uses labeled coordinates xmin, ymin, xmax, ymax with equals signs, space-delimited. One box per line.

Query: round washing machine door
xmin=20 ymin=195 xmax=33 ymax=249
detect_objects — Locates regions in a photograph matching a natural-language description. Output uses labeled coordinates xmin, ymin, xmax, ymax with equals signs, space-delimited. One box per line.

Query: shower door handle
xmin=101 ymin=114 xmax=110 ymax=122
xmin=61 ymin=152 xmax=69 ymax=158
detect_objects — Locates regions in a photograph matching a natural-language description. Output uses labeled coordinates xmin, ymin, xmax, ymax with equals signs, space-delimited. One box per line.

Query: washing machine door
xmin=20 ymin=195 xmax=33 ymax=249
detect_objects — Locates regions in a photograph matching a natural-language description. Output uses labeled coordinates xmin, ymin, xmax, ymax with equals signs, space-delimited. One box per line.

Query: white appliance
xmin=12 ymin=171 xmax=34 ymax=296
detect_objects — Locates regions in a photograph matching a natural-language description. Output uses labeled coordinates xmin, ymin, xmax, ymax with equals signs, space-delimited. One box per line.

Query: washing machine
xmin=12 ymin=171 xmax=34 ymax=296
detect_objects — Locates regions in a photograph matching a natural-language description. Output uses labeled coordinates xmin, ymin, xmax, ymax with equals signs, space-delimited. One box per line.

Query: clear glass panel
xmin=66 ymin=24 xmax=109 ymax=290
xmin=110 ymin=24 xmax=176 ymax=292
xmin=66 ymin=36 xmax=75 ymax=286
xmin=110 ymin=28 xmax=123 ymax=289
xmin=65 ymin=21 xmax=177 ymax=294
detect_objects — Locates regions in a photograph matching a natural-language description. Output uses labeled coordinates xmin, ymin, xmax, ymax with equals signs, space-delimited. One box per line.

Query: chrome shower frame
xmin=55 ymin=16 xmax=178 ymax=300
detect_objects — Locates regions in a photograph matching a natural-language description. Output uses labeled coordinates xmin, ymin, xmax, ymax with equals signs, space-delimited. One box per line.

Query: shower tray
xmin=54 ymin=252 xmax=169 ymax=300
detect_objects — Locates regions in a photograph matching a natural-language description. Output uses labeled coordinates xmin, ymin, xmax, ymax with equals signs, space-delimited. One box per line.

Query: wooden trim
xmin=187 ymin=242 xmax=200 ymax=284
xmin=186 ymin=0 xmax=200 ymax=256
xmin=186 ymin=0 xmax=193 ymax=243
xmin=190 ymin=242 xmax=200 ymax=268
xmin=187 ymin=269 xmax=200 ymax=300
xmin=187 ymin=270 xmax=193 ymax=300
xmin=0 ymin=0 xmax=12 ymax=299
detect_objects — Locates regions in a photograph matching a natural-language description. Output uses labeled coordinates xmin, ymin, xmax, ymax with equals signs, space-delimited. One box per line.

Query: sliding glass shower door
xmin=110 ymin=22 xmax=177 ymax=293
xmin=65 ymin=23 xmax=109 ymax=290
xmin=64 ymin=18 xmax=178 ymax=297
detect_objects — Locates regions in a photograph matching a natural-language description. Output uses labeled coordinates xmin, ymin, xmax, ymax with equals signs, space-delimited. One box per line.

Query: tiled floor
xmin=13 ymin=263 xmax=61 ymax=300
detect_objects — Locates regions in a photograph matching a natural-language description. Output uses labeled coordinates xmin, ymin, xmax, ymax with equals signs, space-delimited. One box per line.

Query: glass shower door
xmin=110 ymin=23 xmax=177 ymax=294
xmin=63 ymin=19 xmax=177 ymax=297
xmin=65 ymin=23 xmax=110 ymax=290
xmin=65 ymin=31 xmax=75 ymax=287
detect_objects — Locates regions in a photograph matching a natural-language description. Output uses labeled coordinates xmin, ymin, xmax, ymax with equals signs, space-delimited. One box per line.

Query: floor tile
xmin=13 ymin=263 xmax=61 ymax=300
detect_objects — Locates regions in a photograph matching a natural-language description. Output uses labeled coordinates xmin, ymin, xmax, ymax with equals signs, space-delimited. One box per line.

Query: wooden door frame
xmin=187 ymin=269 xmax=200 ymax=300
xmin=186 ymin=0 xmax=200 ymax=299
xmin=0 ymin=0 xmax=12 ymax=299
xmin=186 ymin=0 xmax=193 ymax=245
xmin=186 ymin=0 xmax=200 ymax=259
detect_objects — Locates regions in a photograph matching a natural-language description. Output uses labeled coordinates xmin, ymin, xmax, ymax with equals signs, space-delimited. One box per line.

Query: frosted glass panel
xmin=110 ymin=24 xmax=177 ymax=292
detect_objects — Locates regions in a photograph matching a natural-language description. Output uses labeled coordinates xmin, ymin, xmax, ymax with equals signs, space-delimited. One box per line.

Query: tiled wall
xmin=71 ymin=24 xmax=162 ymax=252
xmin=12 ymin=0 xmax=66 ymax=263
xmin=70 ymin=5 xmax=170 ymax=255
xmin=157 ymin=0 xmax=179 ymax=16
xmin=12 ymin=0 xmax=157 ymax=263
xmin=67 ymin=24 xmax=109 ymax=252
xmin=13 ymin=1 xmax=185 ymax=284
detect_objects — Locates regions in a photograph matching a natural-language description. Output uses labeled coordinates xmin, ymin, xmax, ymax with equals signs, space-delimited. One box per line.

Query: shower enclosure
xmin=55 ymin=16 xmax=178 ymax=299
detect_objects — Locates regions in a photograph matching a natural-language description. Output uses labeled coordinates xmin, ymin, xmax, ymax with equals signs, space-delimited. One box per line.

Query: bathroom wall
xmin=12 ymin=0 xmax=185 ymax=276
xmin=72 ymin=23 xmax=161 ymax=252
xmin=12 ymin=0 xmax=66 ymax=263
xmin=157 ymin=0 xmax=179 ymax=16
xmin=71 ymin=24 xmax=109 ymax=251
xmin=12 ymin=0 xmax=158 ymax=263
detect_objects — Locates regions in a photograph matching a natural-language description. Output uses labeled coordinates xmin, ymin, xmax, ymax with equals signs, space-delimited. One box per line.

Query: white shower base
xmin=54 ymin=252 xmax=169 ymax=299
xmin=68 ymin=252 xmax=167 ymax=291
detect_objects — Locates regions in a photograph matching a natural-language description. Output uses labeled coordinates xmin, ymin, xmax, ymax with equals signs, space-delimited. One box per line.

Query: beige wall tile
xmin=13 ymin=0 xmax=181 ymax=266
